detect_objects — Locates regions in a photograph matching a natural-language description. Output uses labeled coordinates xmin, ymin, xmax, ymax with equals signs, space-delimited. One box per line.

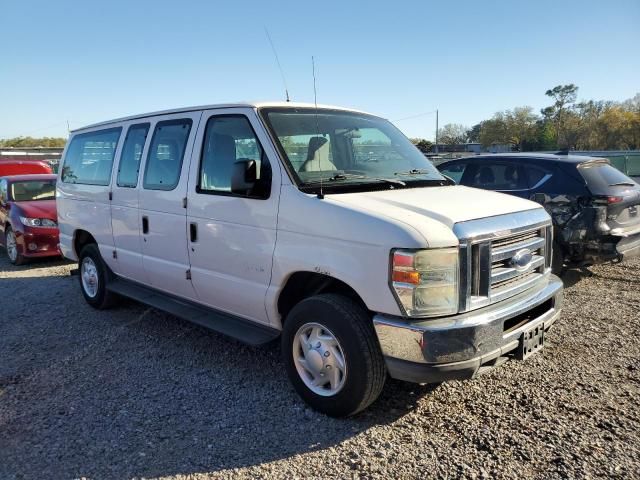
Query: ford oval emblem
xmin=510 ymin=248 xmax=533 ymax=272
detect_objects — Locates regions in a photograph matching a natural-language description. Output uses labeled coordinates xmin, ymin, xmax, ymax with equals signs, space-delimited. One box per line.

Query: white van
xmin=57 ymin=102 xmax=563 ymax=416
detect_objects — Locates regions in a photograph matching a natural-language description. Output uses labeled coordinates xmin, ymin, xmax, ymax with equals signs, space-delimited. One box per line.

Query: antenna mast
xmin=312 ymin=56 xmax=324 ymax=199
xmin=265 ymin=28 xmax=290 ymax=102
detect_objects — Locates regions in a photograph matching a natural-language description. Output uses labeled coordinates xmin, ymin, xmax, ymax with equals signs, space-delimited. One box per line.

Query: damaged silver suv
xmin=438 ymin=153 xmax=640 ymax=272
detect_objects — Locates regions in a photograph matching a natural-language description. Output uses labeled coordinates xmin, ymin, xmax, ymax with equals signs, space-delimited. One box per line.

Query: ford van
xmin=57 ymin=103 xmax=563 ymax=416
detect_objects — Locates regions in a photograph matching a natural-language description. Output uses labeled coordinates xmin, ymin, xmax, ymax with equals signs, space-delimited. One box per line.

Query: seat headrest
xmin=478 ymin=166 xmax=495 ymax=184
xmin=306 ymin=137 xmax=329 ymax=161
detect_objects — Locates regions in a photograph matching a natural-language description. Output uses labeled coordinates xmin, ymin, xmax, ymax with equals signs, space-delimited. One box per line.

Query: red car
xmin=0 ymin=174 xmax=61 ymax=265
xmin=0 ymin=160 xmax=53 ymax=177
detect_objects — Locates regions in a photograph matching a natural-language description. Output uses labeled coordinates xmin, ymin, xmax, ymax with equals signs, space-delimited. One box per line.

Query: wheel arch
xmin=73 ymin=229 xmax=98 ymax=258
xmin=277 ymin=271 xmax=368 ymax=323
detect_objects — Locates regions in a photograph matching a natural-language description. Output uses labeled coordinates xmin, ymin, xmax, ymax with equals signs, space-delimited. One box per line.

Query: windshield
xmin=261 ymin=108 xmax=445 ymax=190
xmin=10 ymin=180 xmax=56 ymax=201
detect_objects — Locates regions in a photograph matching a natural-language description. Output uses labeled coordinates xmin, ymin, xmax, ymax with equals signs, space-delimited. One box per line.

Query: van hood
xmin=330 ymin=185 xmax=541 ymax=229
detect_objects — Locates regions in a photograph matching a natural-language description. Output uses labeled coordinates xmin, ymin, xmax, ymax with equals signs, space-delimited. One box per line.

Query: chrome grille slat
xmin=491 ymin=255 xmax=545 ymax=284
xmin=491 ymin=230 xmax=538 ymax=249
xmin=491 ymin=237 xmax=546 ymax=263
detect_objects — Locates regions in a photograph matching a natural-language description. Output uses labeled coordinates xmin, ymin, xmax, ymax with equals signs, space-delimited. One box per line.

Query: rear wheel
xmin=78 ymin=243 xmax=117 ymax=309
xmin=5 ymin=227 xmax=24 ymax=265
xmin=282 ymin=294 xmax=386 ymax=417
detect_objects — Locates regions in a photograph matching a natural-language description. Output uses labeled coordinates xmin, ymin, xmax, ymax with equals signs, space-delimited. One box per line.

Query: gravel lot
xmin=1 ymin=254 xmax=639 ymax=479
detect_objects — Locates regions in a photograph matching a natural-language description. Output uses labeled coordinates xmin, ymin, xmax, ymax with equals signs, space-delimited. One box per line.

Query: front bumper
xmin=16 ymin=229 xmax=62 ymax=258
xmin=373 ymin=275 xmax=563 ymax=384
xmin=615 ymin=233 xmax=640 ymax=260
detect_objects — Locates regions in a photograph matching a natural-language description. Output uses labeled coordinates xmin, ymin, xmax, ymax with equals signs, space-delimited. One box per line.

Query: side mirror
xmin=231 ymin=159 xmax=257 ymax=195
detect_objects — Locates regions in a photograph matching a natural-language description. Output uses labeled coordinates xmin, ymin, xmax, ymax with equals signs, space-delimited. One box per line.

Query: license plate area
xmin=517 ymin=322 xmax=544 ymax=360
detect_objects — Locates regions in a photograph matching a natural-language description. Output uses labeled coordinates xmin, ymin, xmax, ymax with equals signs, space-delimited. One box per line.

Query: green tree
xmin=466 ymin=123 xmax=482 ymax=143
xmin=437 ymin=123 xmax=468 ymax=146
xmin=544 ymin=84 xmax=579 ymax=147
xmin=505 ymin=106 xmax=537 ymax=151
xmin=410 ymin=138 xmax=433 ymax=153
xmin=0 ymin=136 xmax=67 ymax=148
xmin=479 ymin=113 xmax=509 ymax=147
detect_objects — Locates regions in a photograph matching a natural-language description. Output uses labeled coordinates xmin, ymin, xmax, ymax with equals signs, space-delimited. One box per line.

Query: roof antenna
xmin=312 ymin=55 xmax=324 ymax=199
xmin=264 ymin=28 xmax=290 ymax=102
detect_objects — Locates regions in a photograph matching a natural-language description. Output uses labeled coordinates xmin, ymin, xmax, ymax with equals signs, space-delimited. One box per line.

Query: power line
xmin=393 ymin=110 xmax=438 ymax=122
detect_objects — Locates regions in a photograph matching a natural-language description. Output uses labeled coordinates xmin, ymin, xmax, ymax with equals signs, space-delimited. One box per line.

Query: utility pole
xmin=434 ymin=109 xmax=439 ymax=154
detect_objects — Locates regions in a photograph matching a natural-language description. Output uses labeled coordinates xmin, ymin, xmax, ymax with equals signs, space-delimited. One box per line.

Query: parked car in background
xmin=56 ymin=102 xmax=563 ymax=416
xmin=438 ymin=153 xmax=640 ymax=273
xmin=0 ymin=160 xmax=53 ymax=177
xmin=0 ymin=174 xmax=60 ymax=265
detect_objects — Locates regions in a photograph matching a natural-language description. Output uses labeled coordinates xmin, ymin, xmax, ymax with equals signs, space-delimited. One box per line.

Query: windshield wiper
xmin=302 ymin=173 xmax=406 ymax=187
xmin=609 ymin=181 xmax=636 ymax=186
xmin=394 ymin=169 xmax=435 ymax=176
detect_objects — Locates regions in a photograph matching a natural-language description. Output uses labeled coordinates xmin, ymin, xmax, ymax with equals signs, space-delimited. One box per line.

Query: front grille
xmin=489 ymin=228 xmax=546 ymax=295
xmin=454 ymin=210 xmax=553 ymax=313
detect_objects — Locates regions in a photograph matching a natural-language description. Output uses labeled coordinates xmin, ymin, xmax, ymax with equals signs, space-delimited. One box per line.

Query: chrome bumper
xmin=373 ymin=275 xmax=563 ymax=383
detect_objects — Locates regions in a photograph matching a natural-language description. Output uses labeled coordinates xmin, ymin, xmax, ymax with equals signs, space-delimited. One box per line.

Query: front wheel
xmin=5 ymin=226 xmax=25 ymax=265
xmin=78 ymin=243 xmax=118 ymax=309
xmin=281 ymin=294 xmax=386 ymax=417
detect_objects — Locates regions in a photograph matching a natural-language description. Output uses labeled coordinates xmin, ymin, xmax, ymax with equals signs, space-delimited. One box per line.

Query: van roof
xmin=73 ymin=102 xmax=375 ymax=133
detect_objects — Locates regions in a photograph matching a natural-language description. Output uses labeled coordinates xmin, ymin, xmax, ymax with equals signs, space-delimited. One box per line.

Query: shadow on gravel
xmin=0 ymin=251 xmax=74 ymax=272
xmin=0 ymin=269 xmax=440 ymax=480
xmin=560 ymin=267 xmax=593 ymax=288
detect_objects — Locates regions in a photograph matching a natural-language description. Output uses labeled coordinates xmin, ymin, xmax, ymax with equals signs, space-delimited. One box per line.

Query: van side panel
xmin=137 ymin=112 xmax=202 ymax=301
xmin=109 ymin=121 xmax=152 ymax=282
xmin=57 ymin=127 xmax=123 ymax=266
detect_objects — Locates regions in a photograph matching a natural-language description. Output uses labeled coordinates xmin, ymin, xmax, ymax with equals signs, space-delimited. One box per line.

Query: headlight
xmin=19 ymin=216 xmax=57 ymax=228
xmin=390 ymin=248 xmax=459 ymax=317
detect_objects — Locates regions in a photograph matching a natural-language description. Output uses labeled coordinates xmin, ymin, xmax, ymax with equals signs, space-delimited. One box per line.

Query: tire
xmin=78 ymin=243 xmax=117 ymax=309
xmin=5 ymin=226 xmax=25 ymax=266
xmin=551 ymin=240 xmax=564 ymax=276
xmin=281 ymin=294 xmax=386 ymax=417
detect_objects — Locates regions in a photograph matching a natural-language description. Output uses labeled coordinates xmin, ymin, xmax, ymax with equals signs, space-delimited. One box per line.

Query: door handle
xmin=190 ymin=222 xmax=197 ymax=243
xmin=142 ymin=216 xmax=149 ymax=234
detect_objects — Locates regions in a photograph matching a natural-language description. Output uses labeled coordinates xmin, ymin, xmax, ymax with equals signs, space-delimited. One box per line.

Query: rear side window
xmin=198 ymin=115 xmax=271 ymax=198
xmin=525 ymin=167 xmax=550 ymax=188
xmin=62 ymin=128 xmax=122 ymax=185
xmin=439 ymin=162 xmax=467 ymax=183
xmin=143 ymin=119 xmax=192 ymax=191
xmin=469 ymin=163 xmax=526 ymax=190
xmin=117 ymin=123 xmax=150 ymax=188
xmin=578 ymin=162 xmax=636 ymax=195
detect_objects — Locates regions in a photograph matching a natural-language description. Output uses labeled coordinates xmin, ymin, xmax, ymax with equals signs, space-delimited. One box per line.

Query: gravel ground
xmin=0 ymin=254 xmax=639 ymax=480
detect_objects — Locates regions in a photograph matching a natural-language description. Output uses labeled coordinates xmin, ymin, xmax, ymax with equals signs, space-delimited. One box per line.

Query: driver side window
xmin=197 ymin=115 xmax=271 ymax=199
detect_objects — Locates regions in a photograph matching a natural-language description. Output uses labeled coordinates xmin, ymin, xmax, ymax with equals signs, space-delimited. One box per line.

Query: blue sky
xmin=1 ymin=0 xmax=639 ymax=141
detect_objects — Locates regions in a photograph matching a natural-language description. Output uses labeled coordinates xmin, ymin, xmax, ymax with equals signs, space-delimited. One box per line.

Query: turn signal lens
xmin=392 ymin=270 xmax=420 ymax=285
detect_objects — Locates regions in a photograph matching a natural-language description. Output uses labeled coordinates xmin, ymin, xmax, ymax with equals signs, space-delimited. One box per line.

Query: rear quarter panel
xmin=56 ymin=129 xmax=121 ymax=264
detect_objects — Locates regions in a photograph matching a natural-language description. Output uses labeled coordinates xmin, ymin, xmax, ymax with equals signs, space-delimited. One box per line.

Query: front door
xmin=138 ymin=112 xmax=202 ymax=301
xmin=186 ymin=108 xmax=281 ymax=324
